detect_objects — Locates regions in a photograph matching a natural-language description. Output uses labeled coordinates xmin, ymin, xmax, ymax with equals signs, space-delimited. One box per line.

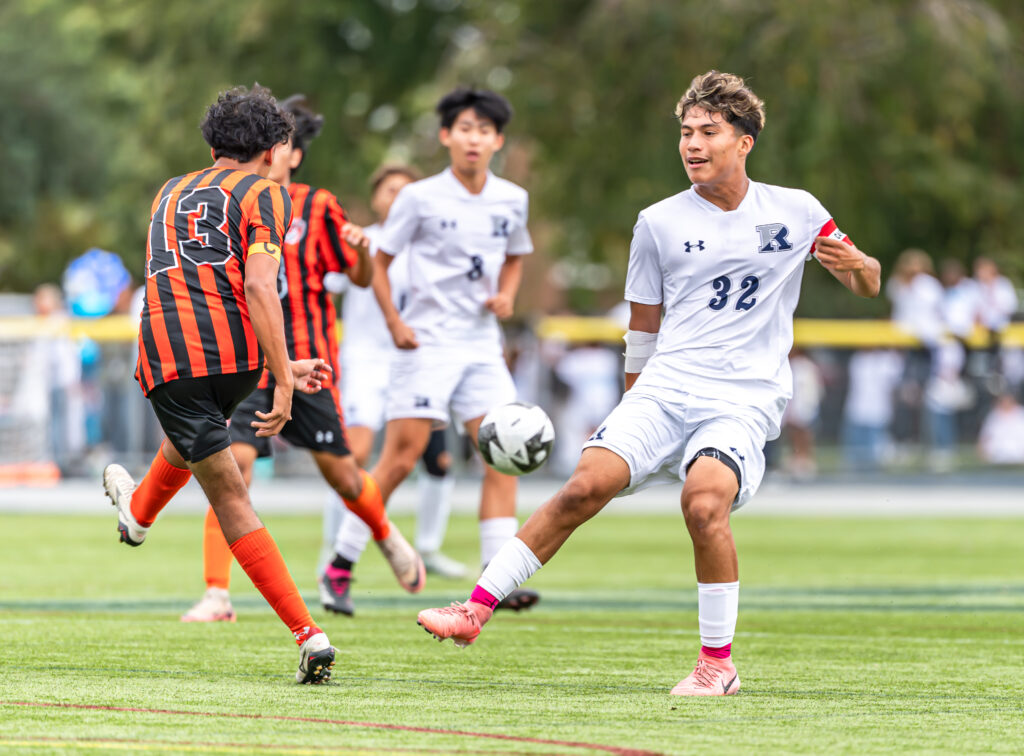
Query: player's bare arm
xmin=624 ymin=302 xmax=661 ymax=391
xmin=342 ymin=222 xmax=373 ymax=288
xmin=244 ymin=250 xmax=295 ymax=436
xmin=814 ymin=236 xmax=882 ymax=298
xmin=372 ymin=249 xmax=419 ymax=349
xmin=484 ymin=254 xmax=523 ymax=320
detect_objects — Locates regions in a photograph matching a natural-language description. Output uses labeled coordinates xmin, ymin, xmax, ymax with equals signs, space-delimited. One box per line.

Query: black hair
xmin=436 ymin=87 xmax=513 ymax=133
xmin=200 ymin=84 xmax=294 ymax=162
xmin=369 ymin=164 xmax=421 ymax=195
xmin=278 ymin=94 xmax=324 ymax=173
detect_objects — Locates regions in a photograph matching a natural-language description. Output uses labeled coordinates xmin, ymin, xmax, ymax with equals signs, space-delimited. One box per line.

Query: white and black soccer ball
xmin=477 ymin=402 xmax=555 ymax=476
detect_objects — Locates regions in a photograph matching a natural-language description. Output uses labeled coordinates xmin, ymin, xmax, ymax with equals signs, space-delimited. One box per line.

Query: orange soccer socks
xmin=130 ymin=448 xmax=192 ymax=527
xmin=229 ymin=527 xmax=320 ymax=645
xmin=203 ymin=506 xmax=233 ymax=590
xmin=341 ymin=470 xmax=391 ymax=541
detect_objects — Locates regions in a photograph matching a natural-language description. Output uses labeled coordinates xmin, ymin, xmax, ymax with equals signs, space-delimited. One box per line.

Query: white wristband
xmin=623 ymin=330 xmax=658 ymax=373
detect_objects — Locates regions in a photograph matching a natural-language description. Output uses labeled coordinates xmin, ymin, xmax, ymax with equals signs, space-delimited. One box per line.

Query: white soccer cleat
xmin=103 ymin=463 xmax=148 ymax=546
xmin=420 ymin=550 xmax=470 ymax=580
xmin=181 ymin=587 xmax=237 ymax=623
xmin=296 ymin=632 xmax=336 ymax=684
xmin=376 ymin=527 xmax=426 ymax=593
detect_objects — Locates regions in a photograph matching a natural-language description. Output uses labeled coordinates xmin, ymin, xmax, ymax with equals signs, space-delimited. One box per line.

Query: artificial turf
xmin=1 ymin=509 xmax=1022 ymax=754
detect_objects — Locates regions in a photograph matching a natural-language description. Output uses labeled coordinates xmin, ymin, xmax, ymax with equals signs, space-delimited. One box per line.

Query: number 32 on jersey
xmin=708 ymin=274 xmax=760 ymax=312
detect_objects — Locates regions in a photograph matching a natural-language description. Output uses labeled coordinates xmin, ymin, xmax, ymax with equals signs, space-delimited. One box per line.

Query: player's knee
xmin=681 ymin=491 xmax=730 ymax=536
xmin=422 ymin=448 xmax=450 ymax=478
xmin=555 ymin=474 xmax=606 ymax=521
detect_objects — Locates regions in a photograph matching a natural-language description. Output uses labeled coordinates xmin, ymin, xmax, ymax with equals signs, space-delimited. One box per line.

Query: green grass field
xmin=1 ymin=508 xmax=1023 ymax=755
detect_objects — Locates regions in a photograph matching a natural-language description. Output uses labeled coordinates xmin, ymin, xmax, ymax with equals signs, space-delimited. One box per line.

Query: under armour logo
xmin=729 ymin=446 xmax=746 ymax=462
xmin=755 ymin=223 xmax=793 ymax=253
xmin=491 ymin=215 xmax=510 ymax=238
xmin=588 ymin=426 xmax=607 ymax=442
xmin=414 ymin=396 xmax=430 ymax=408
xmin=440 ymin=219 xmax=457 ymax=230
xmin=684 ymin=240 xmax=705 ymax=253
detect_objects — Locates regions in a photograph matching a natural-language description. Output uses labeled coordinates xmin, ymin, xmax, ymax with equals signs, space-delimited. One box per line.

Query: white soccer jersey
xmin=625 ymin=181 xmax=848 ymax=437
xmin=339 ymin=223 xmax=408 ymax=359
xmin=377 ymin=167 xmax=533 ymax=349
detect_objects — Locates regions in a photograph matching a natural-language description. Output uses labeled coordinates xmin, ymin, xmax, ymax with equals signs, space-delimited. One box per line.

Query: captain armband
xmin=623 ymin=330 xmax=658 ymax=373
xmin=248 ymin=242 xmax=282 ymax=263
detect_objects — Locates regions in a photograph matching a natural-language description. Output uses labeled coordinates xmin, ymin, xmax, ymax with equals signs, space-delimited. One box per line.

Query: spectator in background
xmin=973 ymin=257 xmax=1019 ymax=393
xmin=974 ymin=257 xmax=1019 ymax=339
xmin=977 ymin=393 xmax=1024 ymax=465
xmin=841 ymin=349 xmax=903 ymax=470
xmin=781 ymin=348 xmax=824 ymax=480
xmin=939 ymin=259 xmax=980 ymax=346
xmin=30 ymin=284 xmax=85 ymax=474
xmin=887 ymin=249 xmax=944 ymax=455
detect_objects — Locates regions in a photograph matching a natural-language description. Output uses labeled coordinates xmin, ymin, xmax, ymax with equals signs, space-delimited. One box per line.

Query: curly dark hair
xmin=436 ymin=87 xmax=513 ymax=133
xmin=200 ymin=84 xmax=294 ymax=162
xmin=675 ymin=71 xmax=765 ymax=143
xmin=278 ymin=94 xmax=324 ymax=174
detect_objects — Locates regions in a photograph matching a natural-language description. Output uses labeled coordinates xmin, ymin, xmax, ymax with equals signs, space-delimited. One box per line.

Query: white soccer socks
xmin=475 ymin=537 xmax=542 ymax=602
xmin=479 ymin=516 xmax=518 ymax=567
xmin=697 ymin=581 xmax=739 ymax=650
xmin=415 ymin=474 xmax=455 ymax=553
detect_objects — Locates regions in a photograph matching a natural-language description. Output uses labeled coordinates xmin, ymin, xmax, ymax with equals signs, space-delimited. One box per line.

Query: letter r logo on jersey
xmin=755 ymin=223 xmax=793 ymax=253
xmin=491 ymin=215 xmax=510 ymax=238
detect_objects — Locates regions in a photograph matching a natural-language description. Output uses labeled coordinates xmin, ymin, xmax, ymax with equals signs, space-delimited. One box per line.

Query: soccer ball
xmin=477 ymin=402 xmax=555 ymax=476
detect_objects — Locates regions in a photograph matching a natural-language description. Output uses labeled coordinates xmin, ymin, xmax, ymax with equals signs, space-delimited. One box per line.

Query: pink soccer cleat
xmin=670 ymin=650 xmax=741 ymax=696
xmin=416 ymin=601 xmax=492 ymax=648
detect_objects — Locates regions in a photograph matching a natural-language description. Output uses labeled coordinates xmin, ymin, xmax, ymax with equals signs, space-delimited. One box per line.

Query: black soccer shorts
xmin=148 ymin=369 xmax=262 ymax=464
xmin=228 ymin=383 xmax=350 ymax=458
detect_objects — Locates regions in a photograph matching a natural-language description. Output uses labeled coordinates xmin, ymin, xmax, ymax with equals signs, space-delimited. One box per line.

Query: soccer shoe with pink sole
xmin=376 ymin=527 xmax=426 ymax=593
xmin=416 ymin=601 xmax=492 ymax=648
xmin=103 ymin=463 xmax=148 ymax=546
xmin=670 ymin=650 xmax=741 ymax=696
xmin=180 ymin=587 xmax=237 ymax=623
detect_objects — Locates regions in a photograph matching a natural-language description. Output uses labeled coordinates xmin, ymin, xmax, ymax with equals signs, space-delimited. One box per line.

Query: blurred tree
xmin=2 ymin=0 xmax=1022 ymax=319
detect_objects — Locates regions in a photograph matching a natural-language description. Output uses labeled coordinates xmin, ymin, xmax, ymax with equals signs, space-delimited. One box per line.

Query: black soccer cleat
xmin=318 ymin=570 xmax=355 ymax=616
xmin=296 ymin=633 xmax=336 ymax=684
xmin=496 ymin=588 xmax=540 ymax=612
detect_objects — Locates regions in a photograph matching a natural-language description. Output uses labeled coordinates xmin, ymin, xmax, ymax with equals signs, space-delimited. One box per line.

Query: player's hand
xmin=290 ymin=358 xmax=332 ymax=395
xmin=253 ymin=383 xmax=293 ymax=437
xmin=341 ymin=222 xmax=370 ymax=253
xmin=484 ymin=292 xmax=514 ymax=320
xmin=813 ymin=236 xmax=867 ymax=273
xmin=388 ymin=318 xmax=419 ymax=350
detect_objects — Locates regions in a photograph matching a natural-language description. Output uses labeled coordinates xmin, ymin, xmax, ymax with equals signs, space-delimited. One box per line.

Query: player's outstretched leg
xmin=418 ymin=448 xmax=628 ymax=646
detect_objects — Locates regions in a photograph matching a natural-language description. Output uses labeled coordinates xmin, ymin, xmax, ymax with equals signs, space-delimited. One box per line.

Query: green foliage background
xmin=2 ymin=0 xmax=1022 ymax=316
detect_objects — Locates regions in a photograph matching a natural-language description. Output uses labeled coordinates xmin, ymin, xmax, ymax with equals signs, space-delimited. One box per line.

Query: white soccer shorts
xmin=581 ymin=388 xmax=770 ymax=510
xmin=341 ymin=351 xmax=391 ymax=432
xmin=385 ymin=344 xmax=517 ymax=427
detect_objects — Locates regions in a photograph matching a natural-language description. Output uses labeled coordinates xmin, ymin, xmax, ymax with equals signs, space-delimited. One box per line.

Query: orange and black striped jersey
xmin=257 ymin=183 xmax=357 ymax=390
xmin=135 ymin=166 xmax=291 ymax=395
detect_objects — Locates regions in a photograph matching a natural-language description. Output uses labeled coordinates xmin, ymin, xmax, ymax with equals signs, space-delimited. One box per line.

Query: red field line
xmin=1 ymin=701 xmax=662 ymax=756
